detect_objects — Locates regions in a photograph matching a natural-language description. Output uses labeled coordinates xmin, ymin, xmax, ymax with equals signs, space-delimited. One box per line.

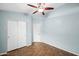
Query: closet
xmin=7 ymin=20 xmax=27 ymax=51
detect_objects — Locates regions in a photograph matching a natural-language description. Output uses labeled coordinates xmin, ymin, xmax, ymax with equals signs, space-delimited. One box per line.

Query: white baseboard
xmin=26 ymin=44 xmax=32 ymax=46
xmin=42 ymin=41 xmax=79 ymax=56
xmin=33 ymin=40 xmax=42 ymax=42
xmin=0 ymin=52 xmax=7 ymax=56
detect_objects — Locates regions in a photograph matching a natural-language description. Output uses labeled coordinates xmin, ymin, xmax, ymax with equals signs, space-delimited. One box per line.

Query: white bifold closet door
xmin=7 ymin=21 xmax=27 ymax=51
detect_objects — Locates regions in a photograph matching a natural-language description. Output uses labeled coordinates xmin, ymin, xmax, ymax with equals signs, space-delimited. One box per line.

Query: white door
xmin=17 ymin=21 xmax=27 ymax=48
xmin=33 ymin=24 xmax=41 ymax=42
xmin=7 ymin=20 xmax=27 ymax=51
xmin=8 ymin=21 xmax=18 ymax=51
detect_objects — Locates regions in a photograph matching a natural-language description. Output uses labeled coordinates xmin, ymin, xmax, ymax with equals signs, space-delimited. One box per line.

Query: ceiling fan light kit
xmin=27 ymin=3 xmax=54 ymax=15
xmin=38 ymin=8 xmax=44 ymax=12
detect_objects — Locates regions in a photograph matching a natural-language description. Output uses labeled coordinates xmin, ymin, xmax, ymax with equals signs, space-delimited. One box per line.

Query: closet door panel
xmin=17 ymin=21 xmax=27 ymax=48
xmin=7 ymin=21 xmax=18 ymax=51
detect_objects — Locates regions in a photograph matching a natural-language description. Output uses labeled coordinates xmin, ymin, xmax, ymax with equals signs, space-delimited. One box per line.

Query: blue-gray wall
xmin=0 ymin=11 xmax=7 ymax=53
xmin=41 ymin=3 xmax=79 ymax=55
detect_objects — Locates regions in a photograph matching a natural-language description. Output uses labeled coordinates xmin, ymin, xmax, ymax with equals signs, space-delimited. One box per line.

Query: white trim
xmin=33 ymin=40 xmax=42 ymax=42
xmin=0 ymin=52 xmax=7 ymax=56
xmin=26 ymin=43 xmax=32 ymax=47
xmin=41 ymin=41 xmax=79 ymax=56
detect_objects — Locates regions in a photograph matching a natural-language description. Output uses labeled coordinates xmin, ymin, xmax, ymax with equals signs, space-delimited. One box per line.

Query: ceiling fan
xmin=27 ymin=3 xmax=54 ymax=15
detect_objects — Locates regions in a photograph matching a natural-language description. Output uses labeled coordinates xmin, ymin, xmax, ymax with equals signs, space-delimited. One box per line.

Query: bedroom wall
xmin=0 ymin=12 xmax=7 ymax=53
xmin=41 ymin=3 xmax=79 ymax=55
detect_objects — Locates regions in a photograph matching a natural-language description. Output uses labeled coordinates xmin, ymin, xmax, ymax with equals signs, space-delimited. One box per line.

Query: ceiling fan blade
xmin=33 ymin=11 xmax=38 ymax=14
xmin=42 ymin=12 xmax=45 ymax=15
xmin=45 ymin=7 xmax=54 ymax=10
xmin=27 ymin=4 xmax=37 ymax=8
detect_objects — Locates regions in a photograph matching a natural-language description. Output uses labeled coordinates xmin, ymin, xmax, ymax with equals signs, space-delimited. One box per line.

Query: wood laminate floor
xmin=3 ymin=42 xmax=76 ymax=56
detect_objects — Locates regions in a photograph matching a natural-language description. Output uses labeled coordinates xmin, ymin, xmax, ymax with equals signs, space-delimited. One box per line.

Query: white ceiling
xmin=0 ymin=3 xmax=65 ymax=14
